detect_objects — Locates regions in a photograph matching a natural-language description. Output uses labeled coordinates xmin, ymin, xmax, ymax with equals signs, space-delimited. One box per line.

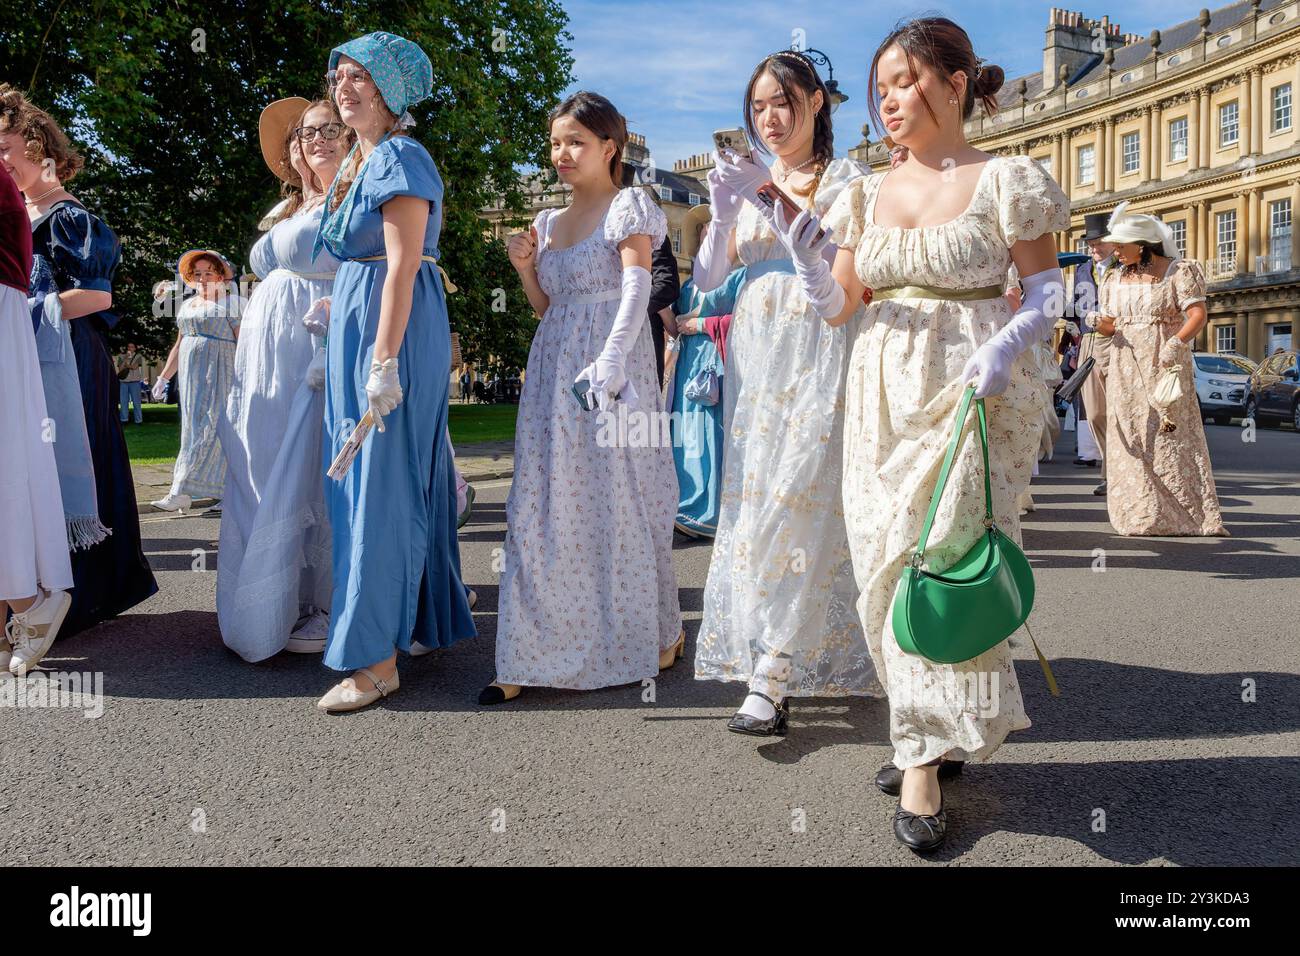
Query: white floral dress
xmin=495 ymin=187 xmax=682 ymax=689
xmin=695 ymin=158 xmax=881 ymax=700
xmin=822 ymin=155 xmax=1070 ymax=769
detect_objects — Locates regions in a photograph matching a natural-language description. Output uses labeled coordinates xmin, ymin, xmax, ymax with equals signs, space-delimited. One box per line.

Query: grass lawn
xmin=448 ymin=402 xmax=518 ymax=445
xmin=123 ymin=404 xmax=181 ymax=465
xmin=125 ymin=401 xmax=517 ymax=466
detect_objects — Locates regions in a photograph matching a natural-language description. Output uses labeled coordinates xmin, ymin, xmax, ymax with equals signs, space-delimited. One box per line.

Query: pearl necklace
xmin=775 ymin=155 xmax=817 ymax=178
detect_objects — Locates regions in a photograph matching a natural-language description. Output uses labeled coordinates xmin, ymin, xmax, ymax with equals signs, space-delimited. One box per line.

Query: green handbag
xmin=891 ymin=386 xmax=1038 ymax=666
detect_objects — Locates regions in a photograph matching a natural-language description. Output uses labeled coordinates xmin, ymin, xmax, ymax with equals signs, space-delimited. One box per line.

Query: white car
xmin=1193 ymin=352 xmax=1256 ymax=425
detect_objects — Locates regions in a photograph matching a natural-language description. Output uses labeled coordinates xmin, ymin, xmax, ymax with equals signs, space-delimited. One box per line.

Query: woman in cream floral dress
xmin=692 ymin=51 xmax=877 ymax=737
xmin=1091 ymin=207 xmax=1227 ymax=537
xmin=775 ymin=18 xmax=1069 ymax=852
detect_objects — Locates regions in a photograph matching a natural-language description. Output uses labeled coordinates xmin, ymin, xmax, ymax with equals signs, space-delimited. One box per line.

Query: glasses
xmin=293 ymin=122 xmax=345 ymax=142
xmin=326 ymin=67 xmax=373 ymax=89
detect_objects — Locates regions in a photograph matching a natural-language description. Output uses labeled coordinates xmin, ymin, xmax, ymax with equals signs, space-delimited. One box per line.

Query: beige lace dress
xmin=1098 ymin=259 xmax=1227 ymax=536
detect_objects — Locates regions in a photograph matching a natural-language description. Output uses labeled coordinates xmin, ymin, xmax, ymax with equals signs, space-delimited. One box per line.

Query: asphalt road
xmin=2 ymin=421 xmax=1297 ymax=866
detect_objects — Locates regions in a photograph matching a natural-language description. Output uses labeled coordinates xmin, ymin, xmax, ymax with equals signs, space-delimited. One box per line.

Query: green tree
xmin=2 ymin=0 xmax=569 ymax=369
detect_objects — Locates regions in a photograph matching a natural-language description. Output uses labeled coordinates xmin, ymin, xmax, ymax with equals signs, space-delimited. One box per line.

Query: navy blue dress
xmin=31 ymin=202 xmax=158 ymax=635
xmin=317 ymin=136 xmax=476 ymax=669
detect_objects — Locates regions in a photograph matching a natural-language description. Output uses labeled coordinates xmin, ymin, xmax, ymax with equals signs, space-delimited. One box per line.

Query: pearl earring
xmin=949 ymin=97 xmax=958 ymax=104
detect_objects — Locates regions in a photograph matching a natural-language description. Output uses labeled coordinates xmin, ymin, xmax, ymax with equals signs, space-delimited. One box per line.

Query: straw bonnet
xmin=259 ymin=96 xmax=312 ymax=183
xmin=1102 ymin=201 xmax=1176 ymax=250
xmin=177 ymin=249 xmax=235 ymax=285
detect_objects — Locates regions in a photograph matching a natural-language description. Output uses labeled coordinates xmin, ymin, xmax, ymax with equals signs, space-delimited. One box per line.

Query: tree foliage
xmin=2 ymin=0 xmax=571 ymax=370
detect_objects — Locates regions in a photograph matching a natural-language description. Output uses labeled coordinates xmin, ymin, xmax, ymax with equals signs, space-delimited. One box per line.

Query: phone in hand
xmin=572 ymin=379 xmax=620 ymax=410
xmin=755 ymin=181 xmax=825 ymax=244
xmin=713 ymin=127 xmax=752 ymax=162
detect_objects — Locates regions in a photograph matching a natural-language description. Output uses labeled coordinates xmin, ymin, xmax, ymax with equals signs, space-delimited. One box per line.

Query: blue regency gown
xmin=316 ymin=135 xmax=476 ymax=670
xmin=670 ymin=270 xmax=744 ymax=538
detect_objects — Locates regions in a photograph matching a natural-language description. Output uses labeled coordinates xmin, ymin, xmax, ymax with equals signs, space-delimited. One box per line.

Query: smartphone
xmin=572 ymin=379 xmax=619 ymax=410
xmin=755 ymin=181 xmax=825 ymax=244
xmin=712 ymin=127 xmax=752 ymax=162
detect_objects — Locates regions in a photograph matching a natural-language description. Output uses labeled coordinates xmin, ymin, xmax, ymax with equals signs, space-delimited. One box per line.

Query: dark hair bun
xmin=974 ymin=64 xmax=1005 ymax=97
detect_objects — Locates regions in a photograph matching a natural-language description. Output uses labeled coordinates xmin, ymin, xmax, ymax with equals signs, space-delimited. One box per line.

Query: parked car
xmin=1193 ymin=352 xmax=1255 ymax=425
xmin=1244 ymin=348 xmax=1300 ymax=430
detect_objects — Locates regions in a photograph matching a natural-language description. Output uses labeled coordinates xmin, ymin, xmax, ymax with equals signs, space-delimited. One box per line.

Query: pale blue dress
xmin=216 ymin=204 xmax=336 ymax=661
xmin=316 ymin=136 xmax=476 ymax=670
xmin=170 ymin=292 xmax=244 ymax=498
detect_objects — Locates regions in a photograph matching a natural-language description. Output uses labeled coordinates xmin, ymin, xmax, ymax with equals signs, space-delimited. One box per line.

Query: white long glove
xmin=306 ymin=347 xmax=327 ymax=391
xmin=366 ymin=357 xmax=402 ymax=431
xmin=575 ymin=264 xmax=651 ymax=412
xmin=150 ymin=378 xmax=169 ymax=402
xmin=303 ymin=297 xmax=331 ymax=336
xmin=693 ymin=150 xmax=768 ymax=293
xmin=961 ymin=267 xmax=1065 ymax=398
xmin=771 ymin=203 xmax=845 ymax=320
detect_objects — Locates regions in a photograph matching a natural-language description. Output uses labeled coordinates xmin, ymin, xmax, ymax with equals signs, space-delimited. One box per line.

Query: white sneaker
xmin=7 ymin=589 xmax=72 ymax=676
xmin=410 ymin=589 xmax=475 ymax=657
xmin=285 ymin=612 xmax=329 ymax=654
xmin=0 ymin=627 xmax=12 ymax=673
xmin=152 ymin=492 xmax=192 ymax=512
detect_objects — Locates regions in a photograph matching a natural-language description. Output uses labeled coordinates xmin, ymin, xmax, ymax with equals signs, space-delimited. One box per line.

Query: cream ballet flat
xmin=410 ymin=589 xmax=476 ymax=658
xmin=316 ymin=667 xmax=399 ymax=713
xmin=658 ymin=630 xmax=686 ymax=670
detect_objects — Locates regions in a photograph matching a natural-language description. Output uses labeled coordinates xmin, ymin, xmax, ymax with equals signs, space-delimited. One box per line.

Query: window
xmin=1036 ymin=155 xmax=1052 ymax=178
xmin=1216 ymin=325 xmax=1237 ymax=353
xmin=1169 ymin=117 xmax=1188 ymax=162
xmin=1076 ymin=236 xmax=1088 ymax=255
xmin=657 ymin=186 xmax=672 ymax=202
xmin=1220 ymin=101 xmax=1239 ymax=147
xmin=1270 ymin=199 xmax=1292 ymax=271
xmin=1168 ymin=219 xmax=1187 ymax=259
xmin=1077 ymin=144 xmax=1095 ymax=185
xmin=1122 ymin=131 xmax=1140 ymax=174
xmin=671 ymin=227 xmax=681 ymax=255
xmin=688 ymin=193 xmax=702 ymax=206
xmin=1216 ymin=210 xmax=1237 ymax=275
xmin=1273 ymin=83 xmax=1293 ymax=133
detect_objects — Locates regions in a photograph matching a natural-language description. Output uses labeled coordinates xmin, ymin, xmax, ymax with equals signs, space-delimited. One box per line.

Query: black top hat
xmin=1082 ymin=213 xmax=1110 ymax=242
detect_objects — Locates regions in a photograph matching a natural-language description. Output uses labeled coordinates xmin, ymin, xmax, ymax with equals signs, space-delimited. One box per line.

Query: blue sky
xmin=558 ymin=0 xmax=1185 ymax=168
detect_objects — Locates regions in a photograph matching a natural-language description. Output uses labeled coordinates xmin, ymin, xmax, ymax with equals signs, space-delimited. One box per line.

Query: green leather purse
xmin=891 ymin=386 xmax=1036 ymax=665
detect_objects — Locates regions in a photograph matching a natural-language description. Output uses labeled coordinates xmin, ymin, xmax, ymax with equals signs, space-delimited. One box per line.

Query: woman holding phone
xmin=486 ymin=91 xmax=682 ymax=705
xmin=312 ymin=31 xmax=476 ymax=712
xmin=692 ymin=51 xmax=878 ymax=736
xmin=773 ymin=17 xmax=1068 ymax=851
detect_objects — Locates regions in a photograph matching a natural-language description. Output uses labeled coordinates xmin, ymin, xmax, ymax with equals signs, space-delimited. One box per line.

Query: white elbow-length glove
xmin=694 ymin=150 xmax=768 ymax=293
xmin=575 ymin=264 xmax=651 ymax=412
xmin=366 ymin=357 xmax=403 ymax=430
xmin=961 ymin=267 xmax=1065 ymax=399
xmin=771 ymin=203 xmax=846 ymax=319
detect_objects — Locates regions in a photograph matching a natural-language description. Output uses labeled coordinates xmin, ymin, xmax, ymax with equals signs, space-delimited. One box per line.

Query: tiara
xmin=774 ymin=50 xmax=813 ymax=67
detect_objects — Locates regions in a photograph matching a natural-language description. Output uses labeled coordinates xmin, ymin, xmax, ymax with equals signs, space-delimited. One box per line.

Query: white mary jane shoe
xmin=316 ymin=667 xmax=399 ymax=713
xmin=152 ymin=492 xmax=192 ymax=512
xmin=410 ymin=589 xmax=476 ymax=658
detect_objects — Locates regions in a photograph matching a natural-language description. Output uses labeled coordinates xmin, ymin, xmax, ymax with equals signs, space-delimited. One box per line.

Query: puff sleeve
xmin=48 ymin=205 xmax=120 ymax=296
xmin=993 ymin=156 xmax=1070 ymax=247
xmin=366 ymin=136 xmax=444 ymax=211
xmin=1171 ymin=258 xmax=1207 ymax=310
xmin=822 ymin=174 xmax=873 ymax=251
xmin=603 ymin=186 xmax=668 ymax=247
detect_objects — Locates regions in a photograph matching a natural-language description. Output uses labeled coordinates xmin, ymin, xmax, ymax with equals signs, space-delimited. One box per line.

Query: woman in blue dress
xmin=313 ymin=32 xmax=476 ymax=712
xmin=216 ymin=97 xmax=347 ymax=662
xmin=669 ymin=243 xmax=745 ymax=539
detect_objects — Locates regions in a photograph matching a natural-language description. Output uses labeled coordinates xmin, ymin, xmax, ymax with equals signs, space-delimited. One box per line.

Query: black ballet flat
xmin=726 ymin=692 xmax=790 ymax=737
xmin=874 ymin=759 xmax=965 ymax=796
xmin=893 ymin=796 xmax=948 ymax=853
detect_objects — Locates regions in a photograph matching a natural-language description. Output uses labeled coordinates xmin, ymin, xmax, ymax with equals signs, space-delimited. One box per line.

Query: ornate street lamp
xmin=799 ymin=48 xmax=848 ymax=113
